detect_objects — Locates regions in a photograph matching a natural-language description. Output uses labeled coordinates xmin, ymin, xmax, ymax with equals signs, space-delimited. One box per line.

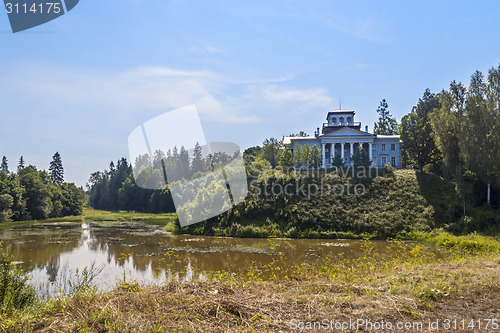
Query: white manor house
xmin=283 ymin=109 xmax=401 ymax=168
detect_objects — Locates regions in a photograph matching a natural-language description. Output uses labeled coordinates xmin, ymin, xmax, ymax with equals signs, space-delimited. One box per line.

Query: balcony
xmin=323 ymin=121 xmax=361 ymax=127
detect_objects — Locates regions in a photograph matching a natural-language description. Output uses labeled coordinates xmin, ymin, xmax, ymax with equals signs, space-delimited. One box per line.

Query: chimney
xmin=365 ymin=125 xmax=368 ymax=133
xmin=317 ymin=127 xmax=320 ymax=135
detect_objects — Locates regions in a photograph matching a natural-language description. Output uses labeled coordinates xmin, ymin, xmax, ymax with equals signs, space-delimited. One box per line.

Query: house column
xmin=349 ymin=143 xmax=354 ymax=165
xmin=340 ymin=143 xmax=344 ymax=161
xmin=330 ymin=143 xmax=335 ymax=163
xmin=368 ymin=142 xmax=373 ymax=164
xmin=321 ymin=143 xmax=326 ymax=168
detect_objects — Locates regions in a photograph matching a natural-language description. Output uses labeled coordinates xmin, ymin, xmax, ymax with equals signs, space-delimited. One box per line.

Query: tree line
xmin=400 ymin=66 xmax=500 ymax=211
xmin=87 ymin=144 xmax=236 ymax=213
xmin=0 ymin=153 xmax=85 ymax=222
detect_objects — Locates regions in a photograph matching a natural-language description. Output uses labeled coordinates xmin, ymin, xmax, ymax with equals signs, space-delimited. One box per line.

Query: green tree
xmin=430 ymin=81 xmax=468 ymax=215
xmin=0 ymin=193 xmax=13 ymax=222
xmin=1 ymin=157 xmax=8 ymax=174
xmin=462 ymin=70 xmax=498 ymax=205
xmin=331 ymin=154 xmax=344 ymax=168
xmin=279 ymin=148 xmax=294 ymax=168
xmin=298 ymin=144 xmax=311 ymax=167
xmin=262 ymin=138 xmax=282 ymax=168
xmin=352 ymin=147 xmax=371 ymax=167
xmin=400 ymin=89 xmax=442 ymax=170
xmin=179 ymin=146 xmax=190 ymax=180
xmin=49 ymin=152 xmax=64 ymax=185
xmin=288 ymin=131 xmax=308 ymax=137
xmin=310 ymin=145 xmax=322 ymax=168
xmin=191 ymin=142 xmax=205 ymax=175
xmin=18 ymin=166 xmax=52 ymax=220
xmin=373 ymin=99 xmax=398 ymax=135
xmin=17 ymin=156 xmax=25 ymax=171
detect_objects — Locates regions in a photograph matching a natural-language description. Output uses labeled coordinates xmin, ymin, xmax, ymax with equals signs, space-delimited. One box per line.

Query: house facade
xmin=283 ymin=109 xmax=401 ymax=168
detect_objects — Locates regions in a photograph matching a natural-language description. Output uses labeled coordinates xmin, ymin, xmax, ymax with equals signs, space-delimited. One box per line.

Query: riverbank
xmin=1 ymin=235 xmax=499 ymax=332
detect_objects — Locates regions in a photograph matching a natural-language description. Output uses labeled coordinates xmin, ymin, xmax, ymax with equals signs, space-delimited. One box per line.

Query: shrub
xmin=0 ymin=246 xmax=35 ymax=315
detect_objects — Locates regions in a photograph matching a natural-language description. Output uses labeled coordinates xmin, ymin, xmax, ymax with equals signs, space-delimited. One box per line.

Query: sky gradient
xmin=1 ymin=0 xmax=500 ymax=186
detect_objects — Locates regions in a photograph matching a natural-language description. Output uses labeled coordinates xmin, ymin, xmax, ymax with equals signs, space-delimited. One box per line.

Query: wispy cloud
xmin=0 ymin=64 xmax=333 ymax=124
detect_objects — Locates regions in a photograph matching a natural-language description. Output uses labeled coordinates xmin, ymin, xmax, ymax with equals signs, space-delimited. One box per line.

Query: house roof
xmin=282 ymin=136 xmax=316 ymax=145
xmin=321 ymin=126 xmax=375 ymax=137
xmin=326 ymin=109 xmax=355 ymax=119
xmin=375 ymin=135 xmax=400 ymax=140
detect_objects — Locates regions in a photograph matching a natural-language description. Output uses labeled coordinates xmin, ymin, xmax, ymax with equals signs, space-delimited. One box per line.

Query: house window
xmin=381 ymin=144 xmax=386 ymax=151
xmin=339 ymin=117 xmax=344 ymax=125
xmin=346 ymin=117 xmax=352 ymax=125
xmin=391 ymin=143 xmax=396 ymax=151
xmin=381 ymin=156 xmax=387 ymax=165
xmin=391 ymin=156 xmax=396 ymax=167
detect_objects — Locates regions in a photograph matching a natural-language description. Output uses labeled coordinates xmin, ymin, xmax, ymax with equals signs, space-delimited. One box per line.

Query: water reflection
xmin=0 ymin=221 xmax=399 ymax=296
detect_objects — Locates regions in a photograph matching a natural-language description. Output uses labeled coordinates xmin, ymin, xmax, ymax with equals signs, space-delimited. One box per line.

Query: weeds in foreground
xmin=0 ymin=234 xmax=499 ymax=332
xmin=0 ymin=243 xmax=36 ymax=316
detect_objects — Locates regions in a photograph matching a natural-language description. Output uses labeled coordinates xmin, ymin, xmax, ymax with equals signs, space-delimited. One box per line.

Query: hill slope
xmin=183 ymin=169 xmax=493 ymax=239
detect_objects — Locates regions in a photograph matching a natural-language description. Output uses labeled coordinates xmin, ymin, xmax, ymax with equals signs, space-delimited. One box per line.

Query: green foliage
xmin=1 ymin=157 xmax=8 ymax=174
xmin=261 ymin=138 xmax=282 ymax=168
xmin=243 ymin=146 xmax=262 ymax=166
xmin=294 ymin=143 xmax=321 ymax=168
xmin=68 ymin=265 xmax=101 ymax=295
xmin=182 ymin=169 xmax=451 ymax=239
xmin=310 ymin=145 xmax=322 ymax=168
xmin=400 ymin=89 xmax=442 ymax=170
xmin=0 ymin=162 xmax=84 ymax=222
xmin=279 ymin=149 xmax=294 ymax=168
xmin=0 ymin=194 xmax=14 ymax=222
xmin=0 ymin=244 xmax=36 ymax=315
xmin=88 ymin=146 xmax=241 ymax=214
xmin=49 ymin=152 xmax=64 ymax=185
xmin=398 ymin=65 xmax=500 ymax=214
xmin=373 ymin=99 xmax=398 ymax=135
xmin=331 ymin=154 xmax=344 ymax=168
xmin=351 ymin=147 xmax=371 ymax=167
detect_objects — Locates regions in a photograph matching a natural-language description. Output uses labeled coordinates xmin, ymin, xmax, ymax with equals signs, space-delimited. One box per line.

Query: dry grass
xmin=33 ymin=256 xmax=500 ymax=333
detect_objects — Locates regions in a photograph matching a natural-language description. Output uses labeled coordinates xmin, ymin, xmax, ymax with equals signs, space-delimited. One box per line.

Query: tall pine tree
xmin=49 ymin=152 xmax=64 ymax=184
xmin=18 ymin=156 xmax=25 ymax=171
xmin=373 ymin=99 xmax=398 ymax=135
xmin=1 ymin=156 xmax=8 ymax=174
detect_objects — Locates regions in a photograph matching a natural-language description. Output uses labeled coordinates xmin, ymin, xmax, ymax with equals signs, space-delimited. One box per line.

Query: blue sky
xmin=1 ymin=0 xmax=500 ymax=186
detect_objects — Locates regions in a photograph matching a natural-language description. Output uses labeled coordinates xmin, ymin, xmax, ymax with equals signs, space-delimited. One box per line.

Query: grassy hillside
xmin=182 ymin=169 xmax=499 ymax=239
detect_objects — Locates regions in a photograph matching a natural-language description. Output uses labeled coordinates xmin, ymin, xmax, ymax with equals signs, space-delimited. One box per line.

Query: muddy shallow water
xmin=0 ymin=221 xmax=421 ymax=296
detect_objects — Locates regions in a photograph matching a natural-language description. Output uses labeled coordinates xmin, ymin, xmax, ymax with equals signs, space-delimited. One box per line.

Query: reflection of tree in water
xmin=1 ymin=224 xmax=82 ymax=274
xmin=45 ymin=256 xmax=60 ymax=283
xmin=85 ymin=222 xmax=168 ymax=272
xmin=1 ymin=222 xmax=360 ymax=284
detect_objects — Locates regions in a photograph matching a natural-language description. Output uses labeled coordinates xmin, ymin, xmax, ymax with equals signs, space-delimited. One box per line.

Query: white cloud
xmin=0 ymin=64 xmax=333 ymax=124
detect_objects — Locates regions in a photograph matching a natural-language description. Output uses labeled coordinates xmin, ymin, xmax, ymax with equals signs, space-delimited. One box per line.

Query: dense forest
xmin=0 ymin=153 xmax=85 ymax=222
